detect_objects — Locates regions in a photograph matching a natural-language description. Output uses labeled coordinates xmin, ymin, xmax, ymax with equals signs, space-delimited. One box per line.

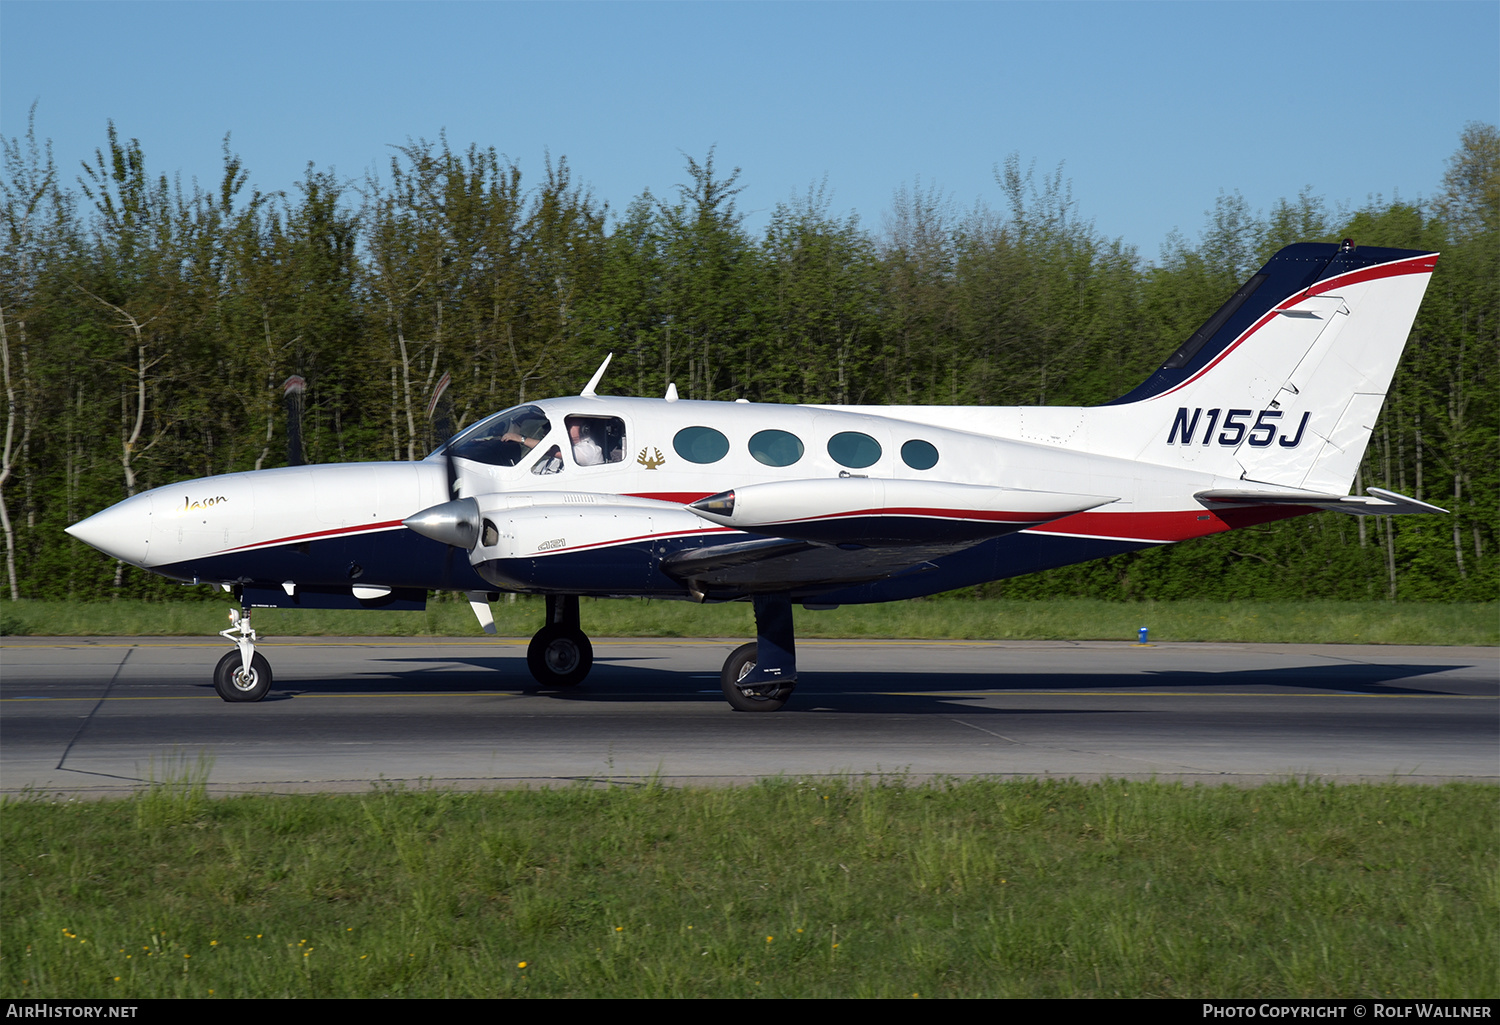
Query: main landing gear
xmin=718 ymin=595 xmax=798 ymax=712
xmin=524 ymin=593 xmax=799 ymax=711
xmin=527 ymin=595 xmax=593 ymax=687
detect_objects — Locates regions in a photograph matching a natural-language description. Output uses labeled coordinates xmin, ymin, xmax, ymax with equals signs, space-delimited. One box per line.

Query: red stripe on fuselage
xmin=603 ymin=500 xmax=1317 ymax=547
xmin=626 ymin=492 xmax=712 ymax=505
xmin=1028 ymin=504 xmax=1315 ymax=542
xmin=215 ymin=519 xmax=408 ymax=555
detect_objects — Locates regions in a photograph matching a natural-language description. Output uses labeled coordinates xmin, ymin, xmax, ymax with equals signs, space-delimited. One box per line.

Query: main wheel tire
xmin=527 ymin=625 xmax=593 ymax=687
xmin=720 ymin=641 xmax=794 ymax=712
xmin=214 ymin=650 xmax=272 ymax=703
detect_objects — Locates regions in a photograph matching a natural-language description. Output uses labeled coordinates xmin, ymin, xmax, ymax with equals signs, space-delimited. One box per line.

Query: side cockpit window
xmin=447 ymin=405 xmax=551 ymax=467
xmin=530 ymin=445 xmax=564 ymax=475
xmin=565 ymin=415 xmax=625 ymax=467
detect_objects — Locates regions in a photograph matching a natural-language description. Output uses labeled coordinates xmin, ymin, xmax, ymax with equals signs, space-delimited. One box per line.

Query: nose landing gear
xmin=215 ymin=605 xmax=272 ymax=702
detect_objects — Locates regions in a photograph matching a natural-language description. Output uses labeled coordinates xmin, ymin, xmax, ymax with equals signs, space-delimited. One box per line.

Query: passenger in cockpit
xmin=570 ymin=422 xmax=604 ymax=466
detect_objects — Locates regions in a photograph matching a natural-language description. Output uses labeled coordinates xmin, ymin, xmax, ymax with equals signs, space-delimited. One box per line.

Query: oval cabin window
xmin=827 ymin=431 xmax=882 ymax=469
xmin=748 ymin=429 xmax=805 ymax=467
xmin=673 ymin=426 xmax=731 ymax=464
xmin=901 ymin=439 xmax=939 ymax=470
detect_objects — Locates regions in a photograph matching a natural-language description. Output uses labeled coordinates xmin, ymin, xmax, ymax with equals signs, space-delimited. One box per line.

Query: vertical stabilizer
xmin=1111 ymin=243 xmax=1438 ymax=493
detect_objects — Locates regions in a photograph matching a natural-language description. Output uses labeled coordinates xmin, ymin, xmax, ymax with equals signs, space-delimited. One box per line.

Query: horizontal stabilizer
xmin=1195 ymin=486 xmax=1447 ymax=516
xmin=686 ymin=478 xmax=1116 ymax=546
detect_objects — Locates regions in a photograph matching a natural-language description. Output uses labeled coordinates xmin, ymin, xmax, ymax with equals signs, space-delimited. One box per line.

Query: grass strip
xmin=3 ymin=774 xmax=1495 ymax=998
xmin=2 ymin=598 xmax=1495 ymax=645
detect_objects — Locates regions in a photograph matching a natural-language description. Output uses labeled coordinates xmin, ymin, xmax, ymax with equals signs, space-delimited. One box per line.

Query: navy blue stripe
xmin=156 ymin=530 xmax=493 ymax=593
xmin=163 ymin=524 xmax=1161 ymax=608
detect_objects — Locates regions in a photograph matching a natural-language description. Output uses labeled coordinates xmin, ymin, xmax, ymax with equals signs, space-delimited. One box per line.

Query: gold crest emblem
xmin=636 ymin=447 xmax=666 ymax=470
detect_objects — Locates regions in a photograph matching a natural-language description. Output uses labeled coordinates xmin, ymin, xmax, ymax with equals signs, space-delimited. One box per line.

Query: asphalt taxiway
xmin=1 ymin=636 xmax=1495 ymax=795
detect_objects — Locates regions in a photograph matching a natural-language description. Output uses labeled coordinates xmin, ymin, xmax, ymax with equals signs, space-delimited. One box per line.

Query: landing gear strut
xmin=527 ymin=594 xmax=593 ymax=687
xmin=215 ymin=601 xmax=272 ymax=702
xmin=720 ymin=595 xmax=797 ymax=712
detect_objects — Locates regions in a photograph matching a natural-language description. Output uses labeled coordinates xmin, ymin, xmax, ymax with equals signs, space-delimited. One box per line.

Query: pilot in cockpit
xmin=450 ymin=406 xmax=552 ymax=468
xmin=531 ymin=444 xmax=564 ymax=475
xmin=501 ymin=426 xmax=543 ymax=448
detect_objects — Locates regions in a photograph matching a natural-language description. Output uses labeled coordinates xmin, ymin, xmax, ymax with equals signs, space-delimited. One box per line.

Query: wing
xmin=685 ymin=478 xmax=1116 ymax=544
xmin=663 ymin=478 xmax=1117 ymax=599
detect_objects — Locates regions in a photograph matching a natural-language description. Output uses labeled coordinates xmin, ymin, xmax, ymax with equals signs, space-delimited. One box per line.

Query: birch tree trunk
xmin=0 ymin=310 xmax=29 ymax=600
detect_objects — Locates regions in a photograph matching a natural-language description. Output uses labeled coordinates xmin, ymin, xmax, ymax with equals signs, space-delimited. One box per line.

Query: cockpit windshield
xmin=444 ymin=405 xmax=552 ymax=467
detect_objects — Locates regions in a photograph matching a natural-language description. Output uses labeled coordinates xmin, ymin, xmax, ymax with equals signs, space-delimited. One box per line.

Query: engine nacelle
xmin=406 ymin=492 xmax=716 ymax=594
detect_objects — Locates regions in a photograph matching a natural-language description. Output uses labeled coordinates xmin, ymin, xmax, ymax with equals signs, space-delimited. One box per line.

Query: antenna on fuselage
xmin=664 ymin=383 xmax=679 ymax=402
xmin=581 ymin=353 xmax=613 ymax=397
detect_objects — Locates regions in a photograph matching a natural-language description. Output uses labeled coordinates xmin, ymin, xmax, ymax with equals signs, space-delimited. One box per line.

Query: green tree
xmin=653 ymin=148 xmax=759 ymax=400
xmin=759 ymin=181 xmax=881 ymax=403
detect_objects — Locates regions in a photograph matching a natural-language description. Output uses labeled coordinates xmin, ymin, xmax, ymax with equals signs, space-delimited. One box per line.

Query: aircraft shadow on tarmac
xmin=201 ymin=653 xmax=1474 ymax=713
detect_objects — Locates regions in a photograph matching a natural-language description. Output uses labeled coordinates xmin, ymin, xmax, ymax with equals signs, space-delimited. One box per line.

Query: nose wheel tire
xmin=527 ymin=625 xmax=593 ymax=687
xmin=214 ymin=651 xmax=272 ymax=702
xmin=720 ymin=642 xmax=795 ymax=712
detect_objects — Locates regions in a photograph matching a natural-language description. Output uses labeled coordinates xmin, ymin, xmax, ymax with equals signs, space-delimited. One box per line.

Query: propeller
xmin=426 ymin=371 xmax=459 ymax=497
xmin=419 ymin=370 xmax=468 ymax=582
xmin=282 ymin=375 xmax=306 ymax=467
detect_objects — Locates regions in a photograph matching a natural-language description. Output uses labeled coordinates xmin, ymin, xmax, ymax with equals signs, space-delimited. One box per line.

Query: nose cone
xmin=66 ymin=494 xmax=152 ymax=565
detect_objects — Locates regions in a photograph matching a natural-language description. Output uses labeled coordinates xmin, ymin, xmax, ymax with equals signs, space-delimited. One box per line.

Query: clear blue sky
xmin=3 ymin=1 xmax=1495 ymax=259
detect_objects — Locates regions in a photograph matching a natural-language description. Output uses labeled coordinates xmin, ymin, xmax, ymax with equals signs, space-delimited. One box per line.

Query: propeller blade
xmin=282 ymin=375 xmax=306 ymax=467
xmin=426 ymin=370 xmax=458 ymax=495
xmin=445 ymin=446 xmax=460 ymax=497
xmin=427 ymin=371 xmax=453 ymax=441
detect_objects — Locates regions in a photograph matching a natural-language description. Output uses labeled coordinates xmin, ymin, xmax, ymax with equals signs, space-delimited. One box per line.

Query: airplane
xmin=65 ymin=240 xmax=1447 ymax=712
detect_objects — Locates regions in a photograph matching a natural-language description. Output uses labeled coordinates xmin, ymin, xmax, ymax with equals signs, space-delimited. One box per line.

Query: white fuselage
xmin=67 ymin=395 xmax=1250 ymax=606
